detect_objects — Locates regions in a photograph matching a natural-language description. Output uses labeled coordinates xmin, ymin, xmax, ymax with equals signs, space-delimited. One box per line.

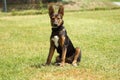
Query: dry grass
xmin=31 ymin=68 xmax=102 ymax=80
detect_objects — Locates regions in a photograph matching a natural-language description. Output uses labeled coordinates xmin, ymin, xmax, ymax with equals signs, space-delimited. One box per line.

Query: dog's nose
xmin=53 ymin=19 xmax=58 ymax=26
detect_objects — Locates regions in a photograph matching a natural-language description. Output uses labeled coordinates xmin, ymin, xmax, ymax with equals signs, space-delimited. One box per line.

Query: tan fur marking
xmin=59 ymin=36 xmax=66 ymax=66
xmin=46 ymin=40 xmax=55 ymax=65
xmin=72 ymin=47 xmax=81 ymax=66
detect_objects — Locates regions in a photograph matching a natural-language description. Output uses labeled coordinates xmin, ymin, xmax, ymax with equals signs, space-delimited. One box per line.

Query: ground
xmin=0 ymin=9 xmax=120 ymax=80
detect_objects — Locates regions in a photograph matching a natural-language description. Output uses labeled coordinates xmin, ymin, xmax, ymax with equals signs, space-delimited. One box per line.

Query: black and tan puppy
xmin=46 ymin=5 xmax=81 ymax=66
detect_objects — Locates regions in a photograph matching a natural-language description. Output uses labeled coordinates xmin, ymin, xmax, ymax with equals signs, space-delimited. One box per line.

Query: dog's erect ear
xmin=48 ymin=5 xmax=54 ymax=18
xmin=58 ymin=5 xmax=64 ymax=17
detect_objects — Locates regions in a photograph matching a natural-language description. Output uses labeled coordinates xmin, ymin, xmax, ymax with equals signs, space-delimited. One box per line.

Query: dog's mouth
xmin=52 ymin=24 xmax=59 ymax=28
xmin=53 ymin=24 xmax=58 ymax=27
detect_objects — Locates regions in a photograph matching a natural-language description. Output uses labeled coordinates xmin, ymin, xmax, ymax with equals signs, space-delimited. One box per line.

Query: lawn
xmin=0 ymin=9 xmax=120 ymax=80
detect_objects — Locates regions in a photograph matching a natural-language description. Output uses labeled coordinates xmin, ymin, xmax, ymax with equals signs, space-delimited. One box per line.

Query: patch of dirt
xmin=31 ymin=68 xmax=103 ymax=80
xmin=113 ymin=2 xmax=120 ymax=6
xmin=54 ymin=1 xmax=120 ymax=11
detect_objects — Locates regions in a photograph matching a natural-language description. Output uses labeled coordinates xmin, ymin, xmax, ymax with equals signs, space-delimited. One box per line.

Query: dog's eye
xmin=57 ymin=18 xmax=60 ymax=19
xmin=52 ymin=18 xmax=55 ymax=20
xmin=51 ymin=17 xmax=55 ymax=19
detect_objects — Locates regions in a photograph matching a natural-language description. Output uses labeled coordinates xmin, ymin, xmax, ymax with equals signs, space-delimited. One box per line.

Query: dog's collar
xmin=52 ymin=26 xmax=65 ymax=32
xmin=52 ymin=26 xmax=58 ymax=28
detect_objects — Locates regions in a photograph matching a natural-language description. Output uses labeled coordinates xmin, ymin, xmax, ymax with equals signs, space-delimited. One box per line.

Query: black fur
xmin=51 ymin=26 xmax=80 ymax=62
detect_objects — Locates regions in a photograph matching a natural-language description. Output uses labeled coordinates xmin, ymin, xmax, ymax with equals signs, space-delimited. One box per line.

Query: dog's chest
xmin=52 ymin=35 xmax=59 ymax=47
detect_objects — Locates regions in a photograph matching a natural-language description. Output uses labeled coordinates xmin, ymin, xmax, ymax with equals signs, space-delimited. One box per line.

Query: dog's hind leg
xmin=55 ymin=56 xmax=61 ymax=63
xmin=72 ymin=47 xmax=81 ymax=66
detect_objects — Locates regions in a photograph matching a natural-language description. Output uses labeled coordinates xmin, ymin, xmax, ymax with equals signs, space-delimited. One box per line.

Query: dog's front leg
xmin=60 ymin=46 xmax=67 ymax=66
xmin=46 ymin=40 xmax=55 ymax=65
xmin=60 ymin=36 xmax=67 ymax=67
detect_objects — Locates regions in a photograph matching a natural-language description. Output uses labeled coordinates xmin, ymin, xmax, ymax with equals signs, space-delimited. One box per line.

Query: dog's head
xmin=48 ymin=5 xmax=64 ymax=28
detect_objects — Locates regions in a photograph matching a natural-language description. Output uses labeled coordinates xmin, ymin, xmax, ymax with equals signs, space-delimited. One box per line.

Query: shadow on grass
xmin=30 ymin=63 xmax=60 ymax=68
xmin=30 ymin=62 xmax=75 ymax=69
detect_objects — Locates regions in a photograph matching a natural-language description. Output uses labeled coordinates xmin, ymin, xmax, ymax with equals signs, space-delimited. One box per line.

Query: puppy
xmin=46 ymin=5 xmax=81 ymax=66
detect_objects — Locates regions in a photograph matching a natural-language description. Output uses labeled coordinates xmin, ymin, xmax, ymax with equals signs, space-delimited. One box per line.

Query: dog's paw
xmin=54 ymin=63 xmax=60 ymax=66
xmin=72 ymin=62 xmax=78 ymax=67
xmin=59 ymin=62 xmax=65 ymax=67
xmin=55 ymin=62 xmax=65 ymax=67
xmin=43 ymin=63 xmax=50 ymax=66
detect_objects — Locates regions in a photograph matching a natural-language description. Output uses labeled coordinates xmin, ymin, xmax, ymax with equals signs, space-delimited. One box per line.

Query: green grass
xmin=0 ymin=9 xmax=120 ymax=80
